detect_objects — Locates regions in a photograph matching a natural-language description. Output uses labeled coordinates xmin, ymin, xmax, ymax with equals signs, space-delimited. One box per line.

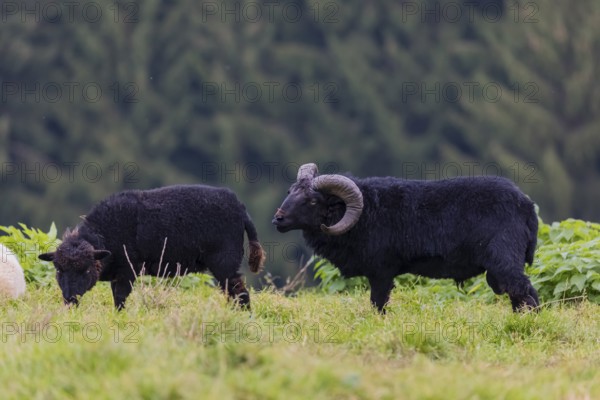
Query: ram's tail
xmin=525 ymin=204 xmax=539 ymax=266
xmin=244 ymin=212 xmax=266 ymax=273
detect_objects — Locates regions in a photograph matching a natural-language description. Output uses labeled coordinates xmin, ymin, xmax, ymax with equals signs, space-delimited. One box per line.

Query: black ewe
xmin=39 ymin=185 xmax=265 ymax=309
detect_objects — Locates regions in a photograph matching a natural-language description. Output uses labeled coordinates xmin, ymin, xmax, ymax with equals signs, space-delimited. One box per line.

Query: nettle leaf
xmin=582 ymin=262 xmax=600 ymax=273
xmin=48 ymin=222 xmax=58 ymax=240
xmin=588 ymin=294 xmax=600 ymax=303
xmin=549 ymin=230 xmax=562 ymax=243
xmin=328 ymin=280 xmax=346 ymax=294
xmin=570 ymin=274 xmax=588 ymax=292
xmin=553 ymin=281 xmax=570 ymax=295
xmin=551 ymin=265 xmax=575 ymax=278
xmin=562 ymin=229 xmax=575 ymax=242
xmin=586 ymin=271 xmax=600 ymax=280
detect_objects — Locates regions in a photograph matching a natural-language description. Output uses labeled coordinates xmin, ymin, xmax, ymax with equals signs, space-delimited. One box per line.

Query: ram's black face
xmin=272 ymin=182 xmax=327 ymax=233
xmin=39 ymin=237 xmax=110 ymax=306
xmin=274 ymin=163 xmax=364 ymax=236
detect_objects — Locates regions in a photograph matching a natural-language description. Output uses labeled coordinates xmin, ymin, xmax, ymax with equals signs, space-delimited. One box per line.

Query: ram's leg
xmin=368 ymin=276 xmax=395 ymax=313
xmin=482 ymin=233 xmax=539 ymax=312
xmin=485 ymin=272 xmax=503 ymax=295
xmin=506 ymin=274 xmax=539 ymax=312
xmin=486 ymin=268 xmax=538 ymax=312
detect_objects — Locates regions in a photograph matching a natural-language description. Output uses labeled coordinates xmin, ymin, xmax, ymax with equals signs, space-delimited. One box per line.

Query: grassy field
xmin=1 ymin=280 xmax=600 ymax=400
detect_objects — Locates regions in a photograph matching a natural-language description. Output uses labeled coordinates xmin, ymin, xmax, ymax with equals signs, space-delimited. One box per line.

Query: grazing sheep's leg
xmin=368 ymin=276 xmax=395 ymax=313
xmin=207 ymin=246 xmax=250 ymax=310
xmin=216 ymin=273 xmax=250 ymax=310
xmin=111 ymin=276 xmax=134 ymax=310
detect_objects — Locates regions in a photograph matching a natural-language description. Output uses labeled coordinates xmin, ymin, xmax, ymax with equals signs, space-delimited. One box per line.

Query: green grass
xmin=1 ymin=282 xmax=600 ymax=399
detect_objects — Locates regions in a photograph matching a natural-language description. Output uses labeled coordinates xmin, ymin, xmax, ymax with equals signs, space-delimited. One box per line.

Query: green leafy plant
xmin=528 ymin=219 xmax=600 ymax=303
xmin=312 ymin=255 xmax=466 ymax=299
xmin=0 ymin=223 xmax=61 ymax=287
xmin=312 ymin=256 xmax=367 ymax=293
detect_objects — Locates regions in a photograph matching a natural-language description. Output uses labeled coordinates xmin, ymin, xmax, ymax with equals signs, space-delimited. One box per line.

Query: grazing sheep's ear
xmin=39 ymin=252 xmax=56 ymax=262
xmin=93 ymin=250 xmax=111 ymax=260
xmin=62 ymin=227 xmax=78 ymax=240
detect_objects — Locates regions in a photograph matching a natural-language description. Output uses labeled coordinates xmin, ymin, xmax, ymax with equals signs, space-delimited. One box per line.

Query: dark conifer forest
xmin=2 ymin=0 xmax=599 ymax=278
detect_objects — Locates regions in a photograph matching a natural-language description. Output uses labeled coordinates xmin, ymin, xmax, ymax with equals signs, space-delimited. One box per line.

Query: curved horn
xmin=312 ymin=175 xmax=363 ymax=235
xmin=297 ymin=163 xmax=318 ymax=181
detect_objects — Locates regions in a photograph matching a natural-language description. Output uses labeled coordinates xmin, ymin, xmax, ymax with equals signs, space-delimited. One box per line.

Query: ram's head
xmin=272 ymin=163 xmax=364 ymax=235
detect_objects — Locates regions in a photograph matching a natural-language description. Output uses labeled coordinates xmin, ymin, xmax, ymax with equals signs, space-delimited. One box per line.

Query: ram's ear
xmin=93 ymin=250 xmax=111 ymax=260
xmin=39 ymin=252 xmax=56 ymax=262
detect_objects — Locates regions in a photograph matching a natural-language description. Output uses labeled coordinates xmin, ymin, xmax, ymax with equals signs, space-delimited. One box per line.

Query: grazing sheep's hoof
xmin=234 ymin=292 xmax=251 ymax=311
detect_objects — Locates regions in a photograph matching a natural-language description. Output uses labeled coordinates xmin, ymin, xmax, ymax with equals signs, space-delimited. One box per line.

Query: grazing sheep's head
xmin=272 ymin=163 xmax=364 ymax=235
xmin=38 ymin=229 xmax=111 ymax=306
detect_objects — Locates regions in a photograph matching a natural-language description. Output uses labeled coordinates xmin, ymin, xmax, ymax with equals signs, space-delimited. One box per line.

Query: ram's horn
xmin=312 ymin=175 xmax=363 ymax=235
xmin=297 ymin=163 xmax=319 ymax=181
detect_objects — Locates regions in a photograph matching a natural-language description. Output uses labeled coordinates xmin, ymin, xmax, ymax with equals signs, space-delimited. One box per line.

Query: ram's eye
xmin=309 ymin=198 xmax=318 ymax=206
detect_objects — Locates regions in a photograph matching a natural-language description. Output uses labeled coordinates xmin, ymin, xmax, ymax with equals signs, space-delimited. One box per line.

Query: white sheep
xmin=0 ymin=243 xmax=26 ymax=299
